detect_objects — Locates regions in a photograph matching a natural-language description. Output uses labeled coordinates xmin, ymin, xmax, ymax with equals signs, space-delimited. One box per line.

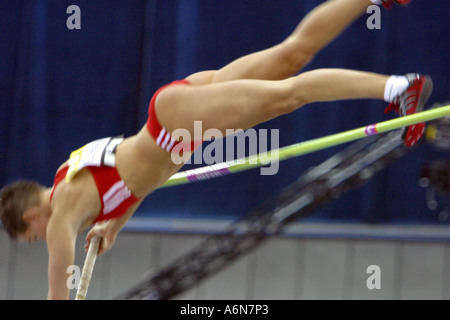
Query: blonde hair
xmin=0 ymin=180 xmax=44 ymax=239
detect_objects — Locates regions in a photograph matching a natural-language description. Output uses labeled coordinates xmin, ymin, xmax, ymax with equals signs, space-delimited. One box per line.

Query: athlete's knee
xmin=280 ymin=37 xmax=316 ymax=74
xmin=266 ymin=79 xmax=307 ymax=117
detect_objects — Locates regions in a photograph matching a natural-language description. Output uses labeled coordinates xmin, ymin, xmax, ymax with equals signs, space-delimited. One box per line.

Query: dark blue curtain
xmin=1 ymin=0 xmax=449 ymax=225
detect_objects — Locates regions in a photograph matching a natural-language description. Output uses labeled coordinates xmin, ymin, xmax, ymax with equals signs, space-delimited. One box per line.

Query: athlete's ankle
xmin=384 ymin=75 xmax=409 ymax=103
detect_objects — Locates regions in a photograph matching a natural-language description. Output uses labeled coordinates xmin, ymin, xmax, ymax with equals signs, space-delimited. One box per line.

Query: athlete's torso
xmin=50 ymin=136 xmax=153 ymax=228
xmin=50 ymin=80 xmax=204 ymax=228
xmin=115 ymin=129 xmax=186 ymax=197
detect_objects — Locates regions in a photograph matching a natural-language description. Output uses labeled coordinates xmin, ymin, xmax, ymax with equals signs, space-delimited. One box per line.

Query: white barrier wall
xmin=0 ymin=222 xmax=449 ymax=300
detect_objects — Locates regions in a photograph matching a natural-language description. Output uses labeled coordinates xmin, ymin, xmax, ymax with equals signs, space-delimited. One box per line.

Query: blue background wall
xmin=1 ymin=0 xmax=449 ymax=225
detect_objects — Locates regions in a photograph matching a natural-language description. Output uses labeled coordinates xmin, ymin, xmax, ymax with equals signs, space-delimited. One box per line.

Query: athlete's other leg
xmin=187 ymin=0 xmax=374 ymax=85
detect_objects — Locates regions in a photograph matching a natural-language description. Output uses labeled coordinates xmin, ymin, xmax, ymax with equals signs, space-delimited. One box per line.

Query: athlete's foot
xmin=384 ymin=74 xmax=433 ymax=148
xmin=381 ymin=0 xmax=411 ymax=10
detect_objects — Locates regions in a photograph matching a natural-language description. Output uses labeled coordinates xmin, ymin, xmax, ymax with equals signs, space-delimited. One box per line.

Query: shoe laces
xmin=385 ymin=75 xmax=421 ymax=116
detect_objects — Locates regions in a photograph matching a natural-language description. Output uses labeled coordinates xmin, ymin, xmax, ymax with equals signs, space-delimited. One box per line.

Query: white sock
xmin=384 ymin=75 xmax=410 ymax=103
xmin=370 ymin=0 xmax=383 ymax=5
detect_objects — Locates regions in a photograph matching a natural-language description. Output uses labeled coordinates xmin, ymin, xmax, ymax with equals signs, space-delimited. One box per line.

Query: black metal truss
xmin=115 ymin=131 xmax=407 ymax=300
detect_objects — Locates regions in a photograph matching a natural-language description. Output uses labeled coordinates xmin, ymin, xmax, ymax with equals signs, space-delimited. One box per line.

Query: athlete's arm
xmin=46 ymin=210 xmax=78 ymax=300
xmin=85 ymin=200 xmax=143 ymax=255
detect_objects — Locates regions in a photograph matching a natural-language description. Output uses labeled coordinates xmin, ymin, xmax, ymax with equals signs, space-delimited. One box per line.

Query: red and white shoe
xmin=381 ymin=0 xmax=411 ymax=10
xmin=384 ymin=74 xmax=433 ymax=148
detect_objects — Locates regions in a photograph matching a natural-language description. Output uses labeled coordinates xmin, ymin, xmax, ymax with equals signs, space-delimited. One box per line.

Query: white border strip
xmin=123 ymin=217 xmax=450 ymax=243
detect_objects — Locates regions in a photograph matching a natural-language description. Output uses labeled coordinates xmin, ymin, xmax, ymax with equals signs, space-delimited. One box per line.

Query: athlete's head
xmin=0 ymin=180 xmax=49 ymax=242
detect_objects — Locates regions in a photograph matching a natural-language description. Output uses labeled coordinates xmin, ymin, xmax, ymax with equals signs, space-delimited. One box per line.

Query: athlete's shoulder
xmin=50 ymin=168 xmax=101 ymax=230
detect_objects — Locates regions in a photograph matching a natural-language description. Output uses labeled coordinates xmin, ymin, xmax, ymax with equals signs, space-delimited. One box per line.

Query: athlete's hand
xmin=85 ymin=223 xmax=117 ymax=255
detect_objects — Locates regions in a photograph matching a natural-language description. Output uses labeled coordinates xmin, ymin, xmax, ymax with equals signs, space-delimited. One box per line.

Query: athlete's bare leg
xmin=157 ymin=69 xmax=388 ymax=136
xmin=187 ymin=0 xmax=374 ymax=85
